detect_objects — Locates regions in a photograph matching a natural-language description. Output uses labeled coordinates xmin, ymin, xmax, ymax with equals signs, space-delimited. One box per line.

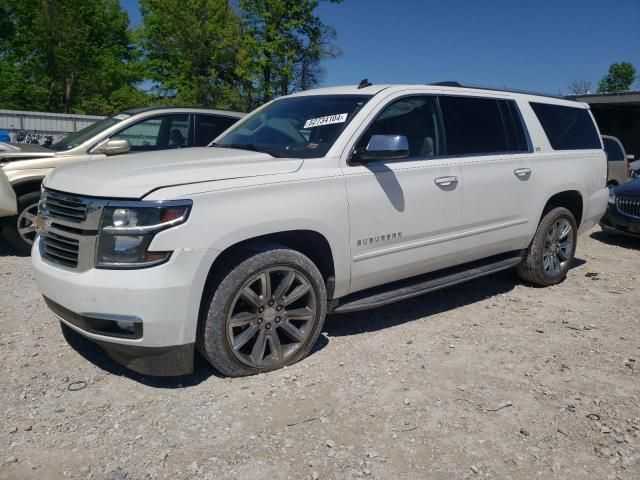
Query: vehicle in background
xmin=0 ymin=142 xmax=20 ymax=152
xmin=33 ymin=82 xmax=608 ymax=377
xmin=0 ymin=169 xmax=16 ymax=219
xmin=602 ymin=135 xmax=630 ymax=187
xmin=600 ymin=179 xmax=640 ymax=238
xmin=0 ymin=107 xmax=244 ymax=254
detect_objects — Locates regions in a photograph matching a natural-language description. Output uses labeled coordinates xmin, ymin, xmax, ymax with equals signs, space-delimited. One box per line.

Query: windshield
xmin=49 ymin=115 xmax=127 ymax=151
xmin=214 ymin=95 xmax=371 ymax=158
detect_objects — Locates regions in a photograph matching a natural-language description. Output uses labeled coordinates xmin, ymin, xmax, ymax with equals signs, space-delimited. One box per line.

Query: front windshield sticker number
xmin=303 ymin=113 xmax=348 ymax=129
xmin=113 ymin=114 xmax=130 ymax=121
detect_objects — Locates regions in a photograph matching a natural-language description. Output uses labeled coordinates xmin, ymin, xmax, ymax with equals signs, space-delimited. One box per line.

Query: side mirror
xmin=101 ymin=139 xmax=131 ymax=156
xmin=356 ymin=135 xmax=409 ymax=162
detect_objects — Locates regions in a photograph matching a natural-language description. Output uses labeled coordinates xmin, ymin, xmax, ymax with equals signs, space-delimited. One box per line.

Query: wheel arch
xmin=204 ymin=229 xmax=337 ymax=300
xmin=541 ymin=190 xmax=583 ymax=227
xmin=11 ymin=178 xmax=44 ymax=199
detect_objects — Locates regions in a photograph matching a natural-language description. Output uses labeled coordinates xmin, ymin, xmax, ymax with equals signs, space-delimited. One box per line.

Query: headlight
xmin=96 ymin=200 xmax=192 ymax=269
xmin=608 ymin=188 xmax=616 ymax=204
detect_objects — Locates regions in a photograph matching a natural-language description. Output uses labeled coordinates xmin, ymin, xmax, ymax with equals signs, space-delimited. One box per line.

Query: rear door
xmin=440 ymin=94 xmax=535 ymax=263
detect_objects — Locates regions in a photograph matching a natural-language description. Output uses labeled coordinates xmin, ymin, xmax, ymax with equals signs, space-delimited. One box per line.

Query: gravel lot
xmin=0 ymin=227 xmax=638 ymax=480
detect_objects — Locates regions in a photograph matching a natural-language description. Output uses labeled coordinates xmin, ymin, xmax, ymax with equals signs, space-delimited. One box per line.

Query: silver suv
xmin=0 ymin=107 xmax=244 ymax=254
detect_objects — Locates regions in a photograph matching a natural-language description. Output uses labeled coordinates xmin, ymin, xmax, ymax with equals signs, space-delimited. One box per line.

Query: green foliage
xmin=137 ymin=0 xmax=244 ymax=109
xmin=0 ymin=0 xmax=344 ymax=114
xmin=238 ymin=0 xmax=342 ymax=109
xmin=0 ymin=0 xmax=148 ymax=115
xmin=597 ymin=62 xmax=637 ymax=93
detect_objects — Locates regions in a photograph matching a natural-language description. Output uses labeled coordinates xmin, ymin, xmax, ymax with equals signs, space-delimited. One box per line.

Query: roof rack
xmin=430 ymin=81 xmax=570 ymax=100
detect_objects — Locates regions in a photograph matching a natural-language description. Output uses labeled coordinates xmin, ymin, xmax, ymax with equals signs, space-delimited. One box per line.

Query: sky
xmin=120 ymin=0 xmax=640 ymax=95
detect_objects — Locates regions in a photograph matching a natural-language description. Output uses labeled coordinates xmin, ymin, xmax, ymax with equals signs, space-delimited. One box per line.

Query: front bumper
xmin=600 ymin=203 xmax=640 ymax=238
xmin=33 ymin=237 xmax=218 ymax=375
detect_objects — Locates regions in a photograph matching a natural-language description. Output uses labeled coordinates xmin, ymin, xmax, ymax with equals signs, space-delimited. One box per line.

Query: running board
xmin=330 ymin=253 xmax=523 ymax=314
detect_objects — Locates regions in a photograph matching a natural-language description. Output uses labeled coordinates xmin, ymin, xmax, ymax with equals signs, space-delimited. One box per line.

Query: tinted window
xmin=439 ymin=96 xmax=511 ymax=155
xmin=499 ymin=100 xmax=529 ymax=152
xmin=530 ymin=102 xmax=601 ymax=150
xmin=355 ymin=96 xmax=443 ymax=158
xmin=112 ymin=114 xmax=189 ymax=152
xmin=603 ymin=137 xmax=625 ymax=161
xmin=195 ymin=114 xmax=238 ymax=146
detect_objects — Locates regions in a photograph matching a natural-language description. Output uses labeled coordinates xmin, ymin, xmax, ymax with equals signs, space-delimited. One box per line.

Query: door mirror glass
xmin=102 ymin=139 xmax=131 ymax=156
xmin=358 ymin=134 xmax=409 ymax=161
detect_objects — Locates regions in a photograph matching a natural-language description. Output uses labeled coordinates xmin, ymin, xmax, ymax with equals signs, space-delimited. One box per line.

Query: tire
xmin=197 ymin=246 xmax=327 ymax=377
xmin=517 ymin=207 xmax=577 ymax=286
xmin=2 ymin=190 xmax=41 ymax=256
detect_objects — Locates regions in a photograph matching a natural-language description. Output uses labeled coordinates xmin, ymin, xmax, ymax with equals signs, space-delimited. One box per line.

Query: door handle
xmin=514 ymin=168 xmax=531 ymax=178
xmin=434 ymin=176 xmax=458 ymax=187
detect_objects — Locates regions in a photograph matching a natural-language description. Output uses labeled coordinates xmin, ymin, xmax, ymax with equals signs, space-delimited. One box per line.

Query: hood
xmin=615 ymin=179 xmax=640 ymax=197
xmin=0 ymin=143 xmax=57 ymax=162
xmin=43 ymin=147 xmax=303 ymax=198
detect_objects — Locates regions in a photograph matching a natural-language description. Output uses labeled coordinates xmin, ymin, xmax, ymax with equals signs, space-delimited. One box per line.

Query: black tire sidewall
xmin=2 ymin=190 xmax=41 ymax=256
xmin=519 ymin=207 xmax=577 ymax=286
xmin=199 ymin=248 xmax=327 ymax=377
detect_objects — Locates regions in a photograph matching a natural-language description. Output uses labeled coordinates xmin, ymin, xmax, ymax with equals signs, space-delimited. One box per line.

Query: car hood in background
xmin=615 ymin=178 xmax=640 ymax=197
xmin=43 ymin=147 xmax=304 ymax=198
xmin=0 ymin=143 xmax=57 ymax=161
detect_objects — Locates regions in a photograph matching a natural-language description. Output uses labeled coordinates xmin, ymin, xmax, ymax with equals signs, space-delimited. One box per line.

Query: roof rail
xmin=429 ymin=81 xmax=570 ymax=101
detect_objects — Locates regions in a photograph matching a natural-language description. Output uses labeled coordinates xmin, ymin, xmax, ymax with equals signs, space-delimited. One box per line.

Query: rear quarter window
xmin=530 ymin=102 xmax=601 ymax=150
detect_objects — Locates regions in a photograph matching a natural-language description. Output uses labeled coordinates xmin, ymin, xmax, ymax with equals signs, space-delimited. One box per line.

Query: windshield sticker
xmin=113 ymin=114 xmax=130 ymax=121
xmin=304 ymin=113 xmax=348 ymax=129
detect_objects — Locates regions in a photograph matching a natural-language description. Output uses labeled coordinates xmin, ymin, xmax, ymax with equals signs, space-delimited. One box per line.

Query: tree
xmin=0 ymin=0 xmax=147 ymax=115
xmin=568 ymin=79 xmax=591 ymax=95
xmin=137 ymin=0 xmax=245 ymax=109
xmin=597 ymin=62 xmax=637 ymax=93
xmin=237 ymin=0 xmax=343 ymax=110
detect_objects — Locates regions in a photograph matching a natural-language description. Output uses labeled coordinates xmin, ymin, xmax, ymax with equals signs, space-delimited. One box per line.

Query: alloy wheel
xmin=16 ymin=202 xmax=39 ymax=246
xmin=542 ymin=217 xmax=574 ymax=276
xmin=226 ymin=266 xmax=317 ymax=369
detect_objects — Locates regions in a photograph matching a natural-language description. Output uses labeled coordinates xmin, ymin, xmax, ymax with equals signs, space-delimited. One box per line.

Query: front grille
xmin=38 ymin=189 xmax=107 ymax=271
xmin=617 ymin=196 xmax=640 ymax=219
xmin=43 ymin=191 xmax=88 ymax=222
xmin=41 ymin=231 xmax=80 ymax=268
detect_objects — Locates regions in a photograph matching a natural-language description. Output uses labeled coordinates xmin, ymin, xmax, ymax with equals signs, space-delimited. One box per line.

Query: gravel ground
xmin=0 ymin=227 xmax=638 ymax=480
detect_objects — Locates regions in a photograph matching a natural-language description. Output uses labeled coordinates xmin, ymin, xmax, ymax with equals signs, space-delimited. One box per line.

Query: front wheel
xmin=2 ymin=191 xmax=41 ymax=256
xmin=198 ymin=247 xmax=327 ymax=377
xmin=517 ymin=207 xmax=577 ymax=286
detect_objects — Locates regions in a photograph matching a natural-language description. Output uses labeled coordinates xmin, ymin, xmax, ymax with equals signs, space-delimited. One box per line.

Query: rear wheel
xmin=2 ymin=191 xmax=41 ymax=256
xmin=198 ymin=247 xmax=327 ymax=377
xmin=517 ymin=207 xmax=577 ymax=286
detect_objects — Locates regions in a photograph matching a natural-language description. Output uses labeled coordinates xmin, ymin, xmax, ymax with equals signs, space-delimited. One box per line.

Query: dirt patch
xmin=0 ymin=227 xmax=638 ymax=479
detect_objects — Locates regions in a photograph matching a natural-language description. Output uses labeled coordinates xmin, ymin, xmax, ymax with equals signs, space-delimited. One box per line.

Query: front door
xmin=343 ymin=95 xmax=463 ymax=293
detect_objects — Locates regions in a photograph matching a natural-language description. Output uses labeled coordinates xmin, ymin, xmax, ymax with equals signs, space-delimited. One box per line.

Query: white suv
xmin=32 ymin=83 xmax=608 ymax=377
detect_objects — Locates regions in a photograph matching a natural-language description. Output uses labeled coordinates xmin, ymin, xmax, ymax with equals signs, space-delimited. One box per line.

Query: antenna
xmin=358 ymin=78 xmax=372 ymax=89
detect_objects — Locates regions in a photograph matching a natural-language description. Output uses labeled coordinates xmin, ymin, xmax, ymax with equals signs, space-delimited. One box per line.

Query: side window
xmin=355 ymin=96 xmax=442 ymax=159
xmin=112 ymin=114 xmax=190 ymax=152
xmin=439 ymin=96 xmax=510 ymax=155
xmin=194 ymin=114 xmax=238 ymax=146
xmin=529 ymin=102 xmax=601 ymax=150
xmin=498 ymin=100 xmax=529 ymax=152
xmin=603 ymin=137 xmax=625 ymax=161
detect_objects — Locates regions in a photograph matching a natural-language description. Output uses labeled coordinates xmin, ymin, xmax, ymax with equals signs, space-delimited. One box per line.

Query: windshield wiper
xmin=212 ymin=143 xmax=281 ymax=158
